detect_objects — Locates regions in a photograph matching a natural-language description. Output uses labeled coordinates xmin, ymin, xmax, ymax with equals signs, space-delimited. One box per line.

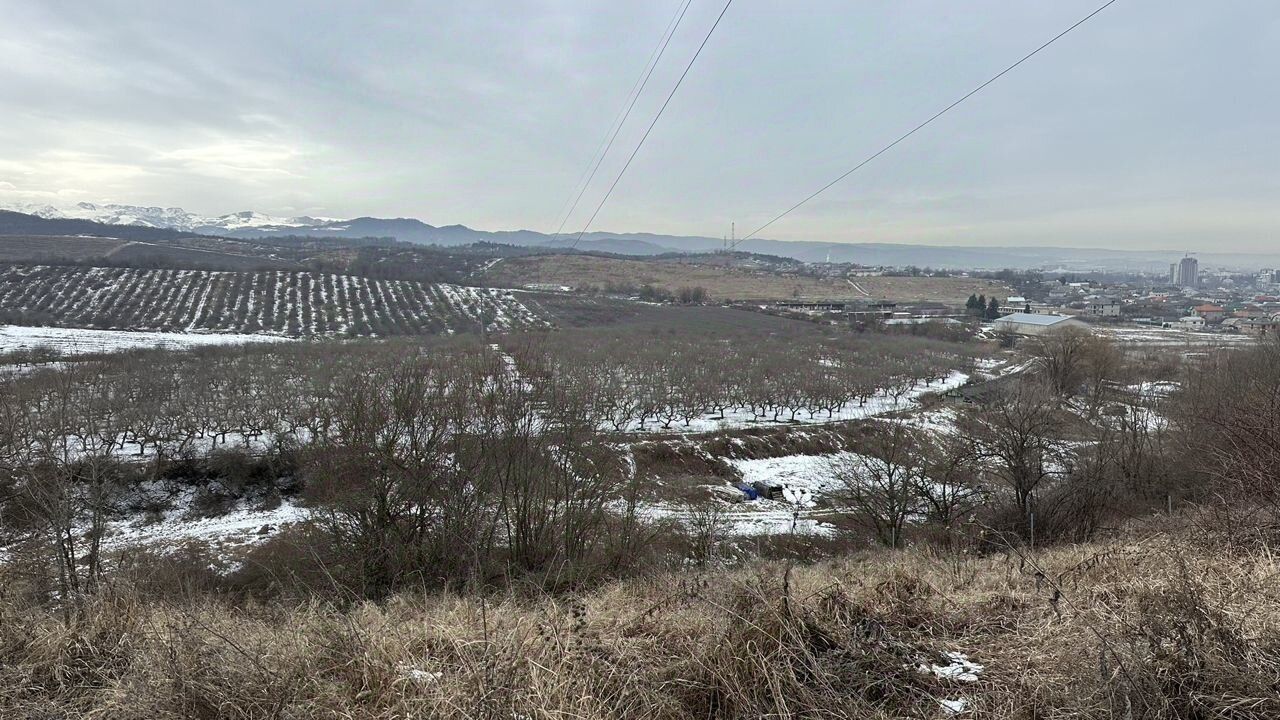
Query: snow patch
xmin=102 ymin=498 xmax=309 ymax=565
xmin=0 ymin=325 xmax=289 ymax=357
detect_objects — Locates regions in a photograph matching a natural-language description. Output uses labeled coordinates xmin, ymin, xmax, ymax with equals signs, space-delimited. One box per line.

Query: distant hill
xmin=177 ymin=218 xmax=1280 ymax=271
xmin=8 ymin=203 xmax=1280 ymax=271
xmin=0 ymin=201 xmax=331 ymax=234
xmin=0 ymin=210 xmax=207 ymax=243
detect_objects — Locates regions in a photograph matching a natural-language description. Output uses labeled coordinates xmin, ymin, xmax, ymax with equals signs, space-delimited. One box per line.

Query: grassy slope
xmin=5 ymin=521 xmax=1277 ymax=718
xmin=0 ymin=235 xmax=131 ymax=261
xmin=487 ymin=254 xmax=1014 ymax=304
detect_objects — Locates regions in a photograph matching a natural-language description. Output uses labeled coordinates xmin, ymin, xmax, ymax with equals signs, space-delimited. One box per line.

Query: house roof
xmin=1194 ymin=304 xmax=1225 ymax=312
xmin=994 ymin=313 xmax=1078 ymax=326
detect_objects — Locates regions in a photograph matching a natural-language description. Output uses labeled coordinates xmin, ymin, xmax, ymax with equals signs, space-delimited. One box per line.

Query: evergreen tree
xmin=965 ymin=293 xmax=979 ymax=312
xmin=987 ymin=296 xmax=1000 ymax=320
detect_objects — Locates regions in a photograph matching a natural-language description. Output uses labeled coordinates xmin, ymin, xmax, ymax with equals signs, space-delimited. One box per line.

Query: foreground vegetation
xmin=2 ymin=518 xmax=1276 ymax=719
xmin=2 ymin=325 xmax=1279 ymax=718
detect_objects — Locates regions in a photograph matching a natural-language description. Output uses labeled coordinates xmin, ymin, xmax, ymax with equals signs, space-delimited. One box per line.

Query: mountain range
xmin=4 ymin=200 xmax=1280 ymax=272
xmin=0 ymin=201 xmax=334 ymax=235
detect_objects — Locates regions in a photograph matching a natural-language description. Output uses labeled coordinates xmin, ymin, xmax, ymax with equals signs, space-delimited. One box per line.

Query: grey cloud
xmin=1 ymin=1 xmax=1277 ymax=251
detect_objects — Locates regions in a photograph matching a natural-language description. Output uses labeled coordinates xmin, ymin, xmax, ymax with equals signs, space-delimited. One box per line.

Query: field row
xmin=0 ymin=265 xmax=547 ymax=336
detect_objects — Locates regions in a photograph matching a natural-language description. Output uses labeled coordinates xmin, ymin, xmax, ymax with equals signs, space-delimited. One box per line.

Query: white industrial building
xmin=992 ymin=313 xmax=1089 ymax=336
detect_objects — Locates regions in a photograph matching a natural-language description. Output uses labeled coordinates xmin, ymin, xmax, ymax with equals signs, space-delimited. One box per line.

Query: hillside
xmin=0 ymin=201 xmax=333 ymax=235
xmin=15 ymin=204 xmax=1280 ymax=270
xmin=0 ymin=235 xmax=130 ymax=261
xmin=0 ymin=209 xmax=209 ymax=243
xmin=485 ymin=253 xmax=1013 ymax=304
xmin=4 ymin=529 xmax=1272 ymax=719
xmin=0 ymin=235 xmax=301 ymax=271
xmin=0 ymin=265 xmax=546 ymax=336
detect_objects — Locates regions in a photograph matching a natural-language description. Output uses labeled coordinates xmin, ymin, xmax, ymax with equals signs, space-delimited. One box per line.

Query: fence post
xmin=1026 ymin=494 xmax=1035 ymax=549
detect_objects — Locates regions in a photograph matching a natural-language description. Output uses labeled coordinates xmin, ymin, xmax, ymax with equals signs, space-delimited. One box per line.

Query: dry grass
xmin=0 ymin=235 xmax=129 ymax=261
xmin=487 ymin=255 xmax=1013 ymax=304
xmin=3 ymin=521 xmax=1278 ymax=719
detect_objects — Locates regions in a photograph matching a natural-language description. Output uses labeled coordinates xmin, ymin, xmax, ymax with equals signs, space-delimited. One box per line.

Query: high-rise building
xmin=1174 ymin=256 xmax=1199 ymax=288
xmin=1169 ymin=263 xmax=1177 ymax=285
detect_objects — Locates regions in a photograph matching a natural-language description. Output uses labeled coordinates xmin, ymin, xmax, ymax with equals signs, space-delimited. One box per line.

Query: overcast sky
xmin=2 ymin=1 xmax=1277 ymax=250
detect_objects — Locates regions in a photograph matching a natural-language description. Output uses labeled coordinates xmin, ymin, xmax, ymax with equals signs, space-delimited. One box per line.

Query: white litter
xmin=919 ymin=652 xmax=983 ymax=683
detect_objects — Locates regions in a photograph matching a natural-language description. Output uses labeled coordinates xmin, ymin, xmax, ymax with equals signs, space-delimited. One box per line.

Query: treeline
xmin=590 ymin=280 xmax=709 ymax=303
xmin=0 ymin=327 xmax=974 ymax=600
xmin=0 ymin=338 xmax=640 ymax=600
xmin=500 ymin=328 xmax=972 ymax=430
xmin=830 ymin=330 xmax=1279 ymax=554
xmin=965 ymin=292 xmax=1003 ymax=319
xmin=7 ymin=321 xmax=1278 ymax=604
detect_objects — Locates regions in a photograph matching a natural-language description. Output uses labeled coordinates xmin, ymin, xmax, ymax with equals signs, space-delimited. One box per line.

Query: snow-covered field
xmin=731 ymin=453 xmax=848 ymax=497
xmin=629 ymin=371 xmax=978 ymax=536
xmin=0 ymin=325 xmax=288 ymax=356
xmin=637 ymin=499 xmax=835 ymax=537
xmin=1128 ymin=380 xmax=1180 ymax=398
xmin=103 ymin=499 xmax=308 ymax=566
xmin=637 ymin=451 xmax=883 ymax=537
xmin=1096 ymin=325 xmax=1254 ymax=347
xmin=712 ymin=452 xmax=855 ymax=535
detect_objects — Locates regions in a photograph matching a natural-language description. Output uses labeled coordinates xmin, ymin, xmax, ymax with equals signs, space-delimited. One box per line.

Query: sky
xmin=1 ymin=1 xmax=1278 ymax=251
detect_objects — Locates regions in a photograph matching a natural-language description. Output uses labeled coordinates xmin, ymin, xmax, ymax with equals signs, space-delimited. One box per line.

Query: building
xmin=1174 ymin=256 xmax=1199 ymax=288
xmin=1193 ymin=304 xmax=1226 ymax=323
xmin=1087 ymin=299 xmax=1122 ymax=317
xmin=1177 ymin=316 xmax=1206 ymax=331
xmin=1242 ymin=318 xmax=1280 ymax=337
xmin=999 ymin=296 xmax=1031 ymax=315
xmin=1233 ymin=306 xmax=1266 ymax=319
xmin=773 ymin=300 xmax=849 ymax=312
xmin=992 ymin=313 xmax=1090 ymax=336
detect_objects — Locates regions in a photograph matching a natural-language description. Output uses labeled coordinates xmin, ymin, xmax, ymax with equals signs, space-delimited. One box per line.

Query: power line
xmin=731 ymin=0 xmax=1120 ymax=250
xmin=566 ymin=0 xmax=735 ymax=250
xmin=548 ymin=0 xmax=695 ymax=246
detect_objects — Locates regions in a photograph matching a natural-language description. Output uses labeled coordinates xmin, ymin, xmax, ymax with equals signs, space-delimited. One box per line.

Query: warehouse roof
xmin=994 ymin=313 xmax=1077 ymax=326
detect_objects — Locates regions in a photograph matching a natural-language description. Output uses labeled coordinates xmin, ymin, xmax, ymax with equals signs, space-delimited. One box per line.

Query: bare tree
xmin=959 ymin=381 xmax=1071 ymax=538
xmin=830 ymin=420 xmax=923 ymax=548
xmin=915 ymin=432 xmax=984 ymax=527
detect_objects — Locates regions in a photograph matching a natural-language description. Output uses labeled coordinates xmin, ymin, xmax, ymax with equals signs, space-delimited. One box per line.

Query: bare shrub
xmin=1172 ymin=337 xmax=1280 ymax=529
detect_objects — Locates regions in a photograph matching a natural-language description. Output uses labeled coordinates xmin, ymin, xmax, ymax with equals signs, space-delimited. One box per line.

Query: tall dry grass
xmin=2 ymin=524 xmax=1278 ymax=719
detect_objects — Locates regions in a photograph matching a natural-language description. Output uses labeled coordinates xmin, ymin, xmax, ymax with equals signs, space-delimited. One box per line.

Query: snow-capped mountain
xmin=0 ymin=201 xmax=333 ymax=234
